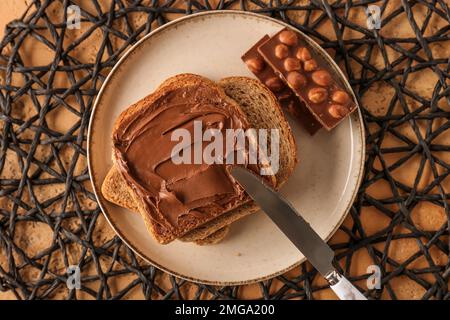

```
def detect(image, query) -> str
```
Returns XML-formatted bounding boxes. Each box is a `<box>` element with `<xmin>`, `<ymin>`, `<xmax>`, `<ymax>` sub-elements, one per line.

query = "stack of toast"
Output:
<box><xmin>102</xmin><ymin>74</ymin><xmax>297</xmax><ymax>245</ymax></box>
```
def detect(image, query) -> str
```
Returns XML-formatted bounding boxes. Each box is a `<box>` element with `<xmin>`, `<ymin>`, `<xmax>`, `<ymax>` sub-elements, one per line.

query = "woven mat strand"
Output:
<box><xmin>0</xmin><ymin>0</ymin><xmax>449</xmax><ymax>300</ymax></box>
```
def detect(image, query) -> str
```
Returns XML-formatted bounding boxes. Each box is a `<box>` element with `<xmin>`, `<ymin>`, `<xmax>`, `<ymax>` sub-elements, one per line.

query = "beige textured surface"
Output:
<box><xmin>0</xmin><ymin>0</ymin><xmax>448</xmax><ymax>299</ymax></box>
<box><xmin>0</xmin><ymin>1</ymin><xmax>30</xmax><ymax>40</ymax></box>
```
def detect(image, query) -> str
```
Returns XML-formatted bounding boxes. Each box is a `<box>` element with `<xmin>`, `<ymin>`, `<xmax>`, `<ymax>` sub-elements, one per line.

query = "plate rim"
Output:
<box><xmin>87</xmin><ymin>10</ymin><xmax>366</xmax><ymax>286</ymax></box>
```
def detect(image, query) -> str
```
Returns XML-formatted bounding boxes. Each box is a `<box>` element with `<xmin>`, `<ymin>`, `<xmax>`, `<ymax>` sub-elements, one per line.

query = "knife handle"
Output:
<box><xmin>326</xmin><ymin>270</ymin><xmax>367</xmax><ymax>300</ymax></box>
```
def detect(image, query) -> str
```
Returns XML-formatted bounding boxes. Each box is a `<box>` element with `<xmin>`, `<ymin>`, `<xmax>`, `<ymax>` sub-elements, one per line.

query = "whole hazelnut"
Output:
<box><xmin>287</xmin><ymin>72</ymin><xmax>307</xmax><ymax>89</ymax></box>
<box><xmin>275</xmin><ymin>44</ymin><xmax>289</xmax><ymax>59</ymax></box>
<box><xmin>328</xmin><ymin>104</ymin><xmax>348</xmax><ymax>119</ymax></box>
<box><xmin>284</xmin><ymin>57</ymin><xmax>301</xmax><ymax>72</ymax></box>
<box><xmin>311</xmin><ymin>70</ymin><xmax>332</xmax><ymax>86</ymax></box>
<box><xmin>279</xmin><ymin>30</ymin><xmax>298</xmax><ymax>46</ymax></box>
<box><xmin>308</xmin><ymin>87</ymin><xmax>328</xmax><ymax>103</ymax></box>
<box><xmin>303</xmin><ymin>59</ymin><xmax>318</xmax><ymax>72</ymax></box>
<box><xmin>296</xmin><ymin>47</ymin><xmax>311</xmax><ymax>61</ymax></box>
<box><xmin>245</xmin><ymin>57</ymin><xmax>265</xmax><ymax>73</ymax></box>
<box><xmin>265</xmin><ymin>77</ymin><xmax>284</xmax><ymax>92</ymax></box>
<box><xmin>331</xmin><ymin>90</ymin><xmax>350</xmax><ymax>105</ymax></box>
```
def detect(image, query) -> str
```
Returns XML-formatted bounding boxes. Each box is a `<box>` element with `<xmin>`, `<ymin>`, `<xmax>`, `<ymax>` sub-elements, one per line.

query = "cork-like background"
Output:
<box><xmin>0</xmin><ymin>0</ymin><xmax>449</xmax><ymax>300</ymax></box>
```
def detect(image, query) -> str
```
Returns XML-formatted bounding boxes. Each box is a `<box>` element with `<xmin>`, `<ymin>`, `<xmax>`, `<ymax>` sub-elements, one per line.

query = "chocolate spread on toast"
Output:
<box><xmin>113</xmin><ymin>84</ymin><xmax>256</xmax><ymax>231</ymax></box>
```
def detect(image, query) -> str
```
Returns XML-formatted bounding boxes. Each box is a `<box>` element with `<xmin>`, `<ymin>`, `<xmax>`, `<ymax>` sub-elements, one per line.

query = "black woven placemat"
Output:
<box><xmin>0</xmin><ymin>0</ymin><xmax>449</xmax><ymax>300</ymax></box>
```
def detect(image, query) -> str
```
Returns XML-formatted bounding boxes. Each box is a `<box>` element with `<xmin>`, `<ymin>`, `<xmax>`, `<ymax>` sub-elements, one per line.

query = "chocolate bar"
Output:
<box><xmin>258</xmin><ymin>28</ymin><xmax>357</xmax><ymax>130</ymax></box>
<box><xmin>241</xmin><ymin>35</ymin><xmax>321</xmax><ymax>135</ymax></box>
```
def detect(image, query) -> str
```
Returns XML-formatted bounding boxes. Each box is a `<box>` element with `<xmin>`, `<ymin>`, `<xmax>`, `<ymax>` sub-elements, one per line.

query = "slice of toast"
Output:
<box><xmin>108</xmin><ymin>74</ymin><xmax>278</xmax><ymax>244</ymax></box>
<box><xmin>102</xmin><ymin>74</ymin><xmax>297</xmax><ymax>244</ymax></box>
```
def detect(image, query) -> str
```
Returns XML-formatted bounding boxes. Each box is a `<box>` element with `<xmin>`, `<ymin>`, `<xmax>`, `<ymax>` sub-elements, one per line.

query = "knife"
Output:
<box><xmin>231</xmin><ymin>167</ymin><xmax>367</xmax><ymax>300</ymax></box>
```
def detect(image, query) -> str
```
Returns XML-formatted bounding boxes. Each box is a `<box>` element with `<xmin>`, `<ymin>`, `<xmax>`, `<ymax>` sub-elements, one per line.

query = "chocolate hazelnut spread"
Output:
<box><xmin>113</xmin><ymin>84</ymin><xmax>253</xmax><ymax>232</ymax></box>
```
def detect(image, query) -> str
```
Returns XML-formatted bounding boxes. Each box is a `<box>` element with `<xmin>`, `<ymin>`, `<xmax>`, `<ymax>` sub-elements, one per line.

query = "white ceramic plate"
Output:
<box><xmin>88</xmin><ymin>11</ymin><xmax>365</xmax><ymax>285</ymax></box>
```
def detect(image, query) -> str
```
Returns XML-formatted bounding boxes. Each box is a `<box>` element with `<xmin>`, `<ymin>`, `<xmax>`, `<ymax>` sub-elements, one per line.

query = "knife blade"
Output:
<box><xmin>231</xmin><ymin>166</ymin><xmax>367</xmax><ymax>300</ymax></box>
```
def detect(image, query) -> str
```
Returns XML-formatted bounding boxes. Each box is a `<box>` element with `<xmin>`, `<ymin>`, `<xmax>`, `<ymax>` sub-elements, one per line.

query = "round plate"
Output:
<box><xmin>88</xmin><ymin>11</ymin><xmax>365</xmax><ymax>285</ymax></box>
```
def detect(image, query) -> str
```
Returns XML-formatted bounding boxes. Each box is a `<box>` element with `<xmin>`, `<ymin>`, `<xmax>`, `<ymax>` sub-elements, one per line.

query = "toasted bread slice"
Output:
<box><xmin>102</xmin><ymin>75</ymin><xmax>297</xmax><ymax>244</ymax></box>
<box><xmin>108</xmin><ymin>74</ymin><xmax>277</xmax><ymax>244</ymax></box>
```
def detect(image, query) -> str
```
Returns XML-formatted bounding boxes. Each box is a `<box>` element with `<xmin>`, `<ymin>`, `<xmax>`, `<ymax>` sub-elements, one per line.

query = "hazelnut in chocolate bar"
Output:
<box><xmin>242</xmin><ymin>35</ymin><xmax>291</xmax><ymax>101</ymax></box>
<box><xmin>258</xmin><ymin>28</ymin><xmax>357</xmax><ymax>130</ymax></box>
<box><xmin>241</xmin><ymin>35</ymin><xmax>321</xmax><ymax>135</ymax></box>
